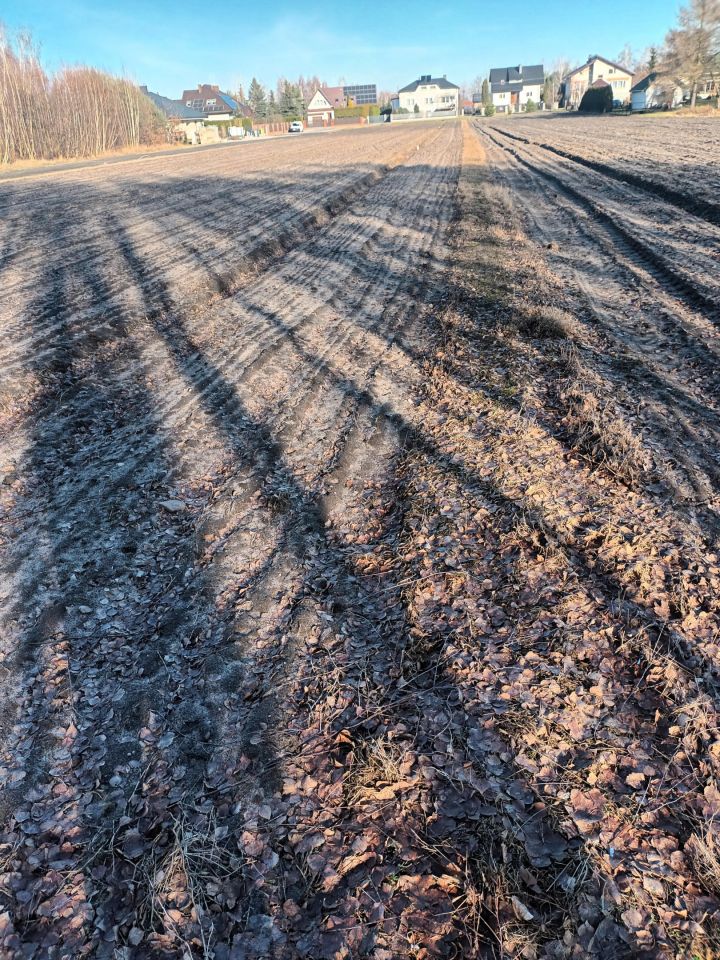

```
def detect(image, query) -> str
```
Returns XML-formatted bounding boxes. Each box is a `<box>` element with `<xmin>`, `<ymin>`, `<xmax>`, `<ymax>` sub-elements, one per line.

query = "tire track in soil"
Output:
<box><xmin>476</xmin><ymin>123</ymin><xmax>720</xmax><ymax>526</ymax></box>
<box><xmin>490</xmin><ymin>114</ymin><xmax>719</xmax><ymax>212</ymax></box>
<box><xmin>490</xmin><ymin>123</ymin><xmax>720</xmax><ymax>227</ymax></box>
<box><xmin>391</xmin><ymin>121</ymin><xmax>720</xmax><ymax>958</ymax></box>
<box><xmin>479</xmin><ymin>126</ymin><xmax>720</xmax><ymax>321</ymax></box>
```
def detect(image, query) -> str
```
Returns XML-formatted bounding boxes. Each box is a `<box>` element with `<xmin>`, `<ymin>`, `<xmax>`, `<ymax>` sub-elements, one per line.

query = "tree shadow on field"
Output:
<box><xmin>0</xmin><ymin>152</ymin><xmax>472</xmax><ymax>956</ymax></box>
<box><xmin>0</xmin><ymin>141</ymin><xmax>717</xmax><ymax>958</ymax></box>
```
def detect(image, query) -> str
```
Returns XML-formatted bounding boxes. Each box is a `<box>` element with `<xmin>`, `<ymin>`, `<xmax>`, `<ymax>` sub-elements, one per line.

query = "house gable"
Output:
<box><xmin>307</xmin><ymin>89</ymin><xmax>332</xmax><ymax>111</ymax></box>
<box><xmin>319</xmin><ymin>86</ymin><xmax>346</xmax><ymax>107</ymax></box>
<box><xmin>565</xmin><ymin>57</ymin><xmax>633</xmax><ymax>82</ymax></box>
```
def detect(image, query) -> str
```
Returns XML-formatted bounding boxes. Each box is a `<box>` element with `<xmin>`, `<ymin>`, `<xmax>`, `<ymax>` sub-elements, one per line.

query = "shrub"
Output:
<box><xmin>525</xmin><ymin>99</ymin><xmax>537</xmax><ymax>112</ymax></box>
<box><xmin>335</xmin><ymin>104</ymin><xmax>380</xmax><ymax>118</ymax></box>
<box><xmin>485</xmin><ymin>103</ymin><xmax>496</xmax><ymax>116</ymax></box>
<box><xmin>579</xmin><ymin>85</ymin><xmax>613</xmax><ymax>113</ymax></box>
<box><xmin>516</xmin><ymin>305</ymin><xmax>576</xmax><ymax>339</ymax></box>
<box><xmin>414</xmin><ymin>104</ymin><xmax>420</xmax><ymax>114</ymax></box>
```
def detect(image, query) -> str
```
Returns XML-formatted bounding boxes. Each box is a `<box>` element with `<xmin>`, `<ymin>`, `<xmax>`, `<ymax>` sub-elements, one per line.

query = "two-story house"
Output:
<box><xmin>180</xmin><ymin>84</ymin><xmax>249</xmax><ymax>120</ymax></box>
<box><xmin>489</xmin><ymin>65</ymin><xmax>544</xmax><ymax>113</ymax></box>
<box><xmin>562</xmin><ymin>57</ymin><xmax>634</xmax><ymax>108</ymax></box>
<box><xmin>397</xmin><ymin>75</ymin><xmax>459</xmax><ymax>117</ymax></box>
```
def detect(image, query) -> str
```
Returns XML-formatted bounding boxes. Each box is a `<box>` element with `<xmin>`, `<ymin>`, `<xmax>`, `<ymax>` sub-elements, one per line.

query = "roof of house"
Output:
<box><xmin>140</xmin><ymin>87</ymin><xmax>205</xmax><ymax>120</ymax></box>
<box><xmin>489</xmin><ymin>65</ymin><xmax>544</xmax><ymax>86</ymax></box>
<box><xmin>319</xmin><ymin>86</ymin><xmax>345</xmax><ymax>106</ymax></box>
<box><xmin>631</xmin><ymin>71</ymin><xmax>661</xmax><ymax>92</ymax></box>
<box><xmin>398</xmin><ymin>74</ymin><xmax>459</xmax><ymax>93</ymax></box>
<box><xmin>180</xmin><ymin>84</ymin><xmax>241</xmax><ymax>115</ymax></box>
<box><xmin>491</xmin><ymin>81</ymin><xmax>523</xmax><ymax>94</ymax></box>
<box><xmin>564</xmin><ymin>56</ymin><xmax>633</xmax><ymax>80</ymax></box>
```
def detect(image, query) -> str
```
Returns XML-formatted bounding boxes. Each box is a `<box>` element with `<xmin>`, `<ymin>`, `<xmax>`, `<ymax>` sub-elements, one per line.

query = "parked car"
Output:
<box><xmin>288</xmin><ymin>120</ymin><xmax>304</xmax><ymax>133</ymax></box>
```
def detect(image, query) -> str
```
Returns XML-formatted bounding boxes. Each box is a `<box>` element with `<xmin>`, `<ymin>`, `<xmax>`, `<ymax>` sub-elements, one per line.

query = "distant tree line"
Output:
<box><xmin>239</xmin><ymin>75</ymin><xmax>321</xmax><ymax>122</ymax></box>
<box><xmin>0</xmin><ymin>28</ymin><xmax>166</xmax><ymax>163</ymax></box>
<box><xmin>234</xmin><ymin>76</ymin><xmax>392</xmax><ymax>122</ymax></box>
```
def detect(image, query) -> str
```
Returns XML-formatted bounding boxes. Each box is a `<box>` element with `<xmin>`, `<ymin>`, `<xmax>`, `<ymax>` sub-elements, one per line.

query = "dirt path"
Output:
<box><xmin>1</xmin><ymin>117</ymin><xmax>720</xmax><ymax>959</ymax></box>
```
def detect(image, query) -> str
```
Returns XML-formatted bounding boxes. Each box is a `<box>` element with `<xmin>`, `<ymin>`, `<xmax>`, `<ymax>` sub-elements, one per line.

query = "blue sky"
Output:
<box><xmin>3</xmin><ymin>0</ymin><xmax>679</xmax><ymax>95</ymax></box>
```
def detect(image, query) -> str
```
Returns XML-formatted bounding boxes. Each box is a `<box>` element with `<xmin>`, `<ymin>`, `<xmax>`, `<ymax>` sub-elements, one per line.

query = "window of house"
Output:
<box><xmin>206</xmin><ymin>98</ymin><xmax>217</xmax><ymax>106</ymax></box>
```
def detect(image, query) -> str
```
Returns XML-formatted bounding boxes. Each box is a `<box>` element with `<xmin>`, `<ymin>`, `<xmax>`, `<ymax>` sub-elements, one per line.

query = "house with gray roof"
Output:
<box><xmin>140</xmin><ymin>87</ymin><xmax>205</xmax><ymax>122</ymax></box>
<box><xmin>631</xmin><ymin>72</ymin><xmax>683</xmax><ymax>111</ymax></box>
<box><xmin>490</xmin><ymin>64</ymin><xmax>544</xmax><ymax>113</ymax></box>
<box><xmin>180</xmin><ymin>84</ymin><xmax>251</xmax><ymax>120</ymax></box>
<box><xmin>397</xmin><ymin>74</ymin><xmax>459</xmax><ymax>117</ymax></box>
<box><xmin>140</xmin><ymin>86</ymin><xmax>210</xmax><ymax>144</ymax></box>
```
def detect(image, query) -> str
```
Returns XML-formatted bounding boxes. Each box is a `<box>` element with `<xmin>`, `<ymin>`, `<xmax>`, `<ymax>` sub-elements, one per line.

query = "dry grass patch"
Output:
<box><xmin>514</xmin><ymin>305</ymin><xmax>577</xmax><ymax>340</ymax></box>
<box><xmin>687</xmin><ymin>829</ymin><xmax>720</xmax><ymax>900</ymax></box>
<box><xmin>560</xmin><ymin>384</ymin><xmax>652</xmax><ymax>486</ymax></box>
<box><xmin>344</xmin><ymin>735</ymin><xmax>407</xmax><ymax>804</ymax></box>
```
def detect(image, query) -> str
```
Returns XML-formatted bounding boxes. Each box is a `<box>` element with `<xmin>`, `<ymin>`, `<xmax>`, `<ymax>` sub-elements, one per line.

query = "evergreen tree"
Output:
<box><xmin>248</xmin><ymin>77</ymin><xmax>267</xmax><ymax>119</ymax></box>
<box><xmin>648</xmin><ymin>46</ymin><xmax>659</xmax><ymax>70</ymax></box>
<box><xmin>279</xmin><ymin>80</ymin><xmax>300</xmax><ymax>118</ymax></box>
<box><xmin>481</xmin><ymin>78</ymin><xmax>491</xmax><ymax>106</ymax></box>
<box><xmin>268</xmin><ymin>90</ymin><xmax>277</xmax><ymax>119</ymax></box>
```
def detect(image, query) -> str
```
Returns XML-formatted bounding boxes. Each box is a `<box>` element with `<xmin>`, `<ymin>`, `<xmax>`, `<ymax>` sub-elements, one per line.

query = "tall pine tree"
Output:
<box><xmin>279</xmin><ymin>80</ymin><xmax>304</xmax><ymax>118</ymax></box>
<box><xmin>248</xmin><ymin>77</ymin><xmax>267</xmax><ymax>119</ymax></box>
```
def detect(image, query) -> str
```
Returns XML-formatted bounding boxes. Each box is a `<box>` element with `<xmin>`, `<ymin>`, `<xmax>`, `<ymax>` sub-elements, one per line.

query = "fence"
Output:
<box><xmin>368</xmin><ymin>111</ymin><xmax>460</xmax><ymax>124</ymax></box>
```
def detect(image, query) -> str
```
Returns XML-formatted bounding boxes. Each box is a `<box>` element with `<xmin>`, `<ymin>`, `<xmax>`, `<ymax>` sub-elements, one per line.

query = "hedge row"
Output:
<box><xmin>335</xmin><ymin>104</ymin><xmax>380</xmax><ymax>118</ymax></box>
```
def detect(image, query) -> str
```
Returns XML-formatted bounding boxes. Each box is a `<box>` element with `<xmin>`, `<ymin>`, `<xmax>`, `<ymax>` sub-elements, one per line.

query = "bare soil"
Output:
<box><xmin>1</xmin><ymin>117</ymin><xmax>719</xmax><ymax>958</ymax></box>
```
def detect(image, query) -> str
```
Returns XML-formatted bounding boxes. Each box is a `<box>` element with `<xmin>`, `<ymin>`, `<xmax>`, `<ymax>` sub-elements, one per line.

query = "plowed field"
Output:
<box><xmin>1</xmin><ymin>116</ymin><xmax>719</xmax><ymax>959</ymax></box>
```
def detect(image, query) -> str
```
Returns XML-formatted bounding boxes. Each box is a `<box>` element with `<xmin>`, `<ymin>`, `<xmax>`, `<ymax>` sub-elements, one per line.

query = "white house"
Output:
<box><xmin>397</xmin><ymin>75</ymin><xmax>459</xmax><ymax>117</ymax></box>
<box><xmin>306</xmin><ymin>88</ymin><xmax>335</xmax><ymax>126</ymax></box>
<box><xmin>489</xmin><ymin>65</ymin><xmax>544</xmax><ymax>113</ymax></box>
<box><xmin>562</xmin><ymin>56</ymin><xmax>634</xmax><ymax>108</ymax></box>
<box><xmin>631</xmin><ymin>73</ymin><xmax>683</xmax><ymax>111</ymax></box>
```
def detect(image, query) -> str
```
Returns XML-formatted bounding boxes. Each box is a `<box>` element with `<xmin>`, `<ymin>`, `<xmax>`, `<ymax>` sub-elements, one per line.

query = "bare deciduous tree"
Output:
<box><xmin>0</xmin><ymin>26</ymin><xmax>165</xmax><ymax>164</ymax></box>
<box><xmin>664</xmin><ymin>0</ymin><xmax>720</xmax><ymax>107</ymax></box>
